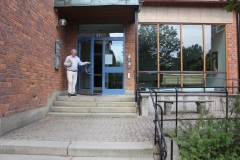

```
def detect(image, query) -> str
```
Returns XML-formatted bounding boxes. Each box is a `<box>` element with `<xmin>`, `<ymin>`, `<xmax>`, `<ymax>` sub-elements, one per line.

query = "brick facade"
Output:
<box><xmin>125</xmin><ymin>23</ymin><xmax>136</xmax><ymax>91</ymax></box>
<box><xmin>227</xmin><ymin>11</ymin><xmax>239</xmax><ymax>93</ymax></box>
<box><xmin>0</xmin><ymin>0</ymin><xmax>68</xmax><ymax>118</ymax></box>
<box><xmin>0</xmin><ymin>0</ymin><xmax>239</xmax><ymax>119</ymax></box>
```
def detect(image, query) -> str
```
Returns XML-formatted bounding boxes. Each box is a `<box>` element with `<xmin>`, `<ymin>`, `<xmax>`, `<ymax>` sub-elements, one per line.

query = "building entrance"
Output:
<box><xmin>77</xmin><ymin>24</ymin><xmax>125</xmax><ymax>94</ymax></box>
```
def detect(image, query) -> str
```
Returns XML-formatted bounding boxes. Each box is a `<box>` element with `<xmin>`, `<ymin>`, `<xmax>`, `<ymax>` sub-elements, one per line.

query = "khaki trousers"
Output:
<box><xmin>67</xmin><ymin>71</ymin><xmax>77</xmax><ymax>94</ymax></box>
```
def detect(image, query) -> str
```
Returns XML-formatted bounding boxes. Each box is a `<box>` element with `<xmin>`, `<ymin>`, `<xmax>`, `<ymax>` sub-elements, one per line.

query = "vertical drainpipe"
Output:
<box><xmin>238</xmin><ymin>14</ymin><xmax>240</xmax><ymax>92</ymax></box>
<box><xmin>135</xmin><ymin>2</ymin><xmax>143</xmax><ymax>88</ymax></box>
<box><xmin>135</xmin><ymin>9</ymin><xmax>139</xmax><ymax>88</ymax></box>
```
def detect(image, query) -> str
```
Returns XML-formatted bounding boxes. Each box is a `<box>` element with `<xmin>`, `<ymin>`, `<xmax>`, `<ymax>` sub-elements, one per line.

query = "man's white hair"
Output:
<box><xmin>71</xmin><ymin>49</ymin><xmax>76</xmax><ymax>53</ymax></box>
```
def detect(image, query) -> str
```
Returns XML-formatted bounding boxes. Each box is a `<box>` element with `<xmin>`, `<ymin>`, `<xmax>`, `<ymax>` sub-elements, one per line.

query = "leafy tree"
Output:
<box><xmin>222</xmin><ymin>0</ymin><xmax>240</xmax><ymax>13</ymax></box>
<box><xmin>138</xmin><ymin>24</ymin><xmax>158</xmax><ymax>71</ymax></box>
<box><xmin>183</xmin><ymin>44</ymin><xmax>203</xmax><ymax>71</ymax></box>
<box><xmin>159</xmin><ymin>25</ymin><xmax>180</xmax><ymax>71</ymax></box>
<box><xmin>138</xmin><ymin>25</ymin><xmax>180</xmax><ymax>71</ymax></box>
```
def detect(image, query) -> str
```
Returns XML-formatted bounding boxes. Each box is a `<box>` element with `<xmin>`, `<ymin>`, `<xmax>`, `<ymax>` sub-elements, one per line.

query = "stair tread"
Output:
<box><xmin>0</xmin><ymin>155</ymin><xmax>154</xmax><ymax>160</ymax></box>
<box><xmin>51</xmin><ymin>106</ymin><xmax>136</xmax><ymax>108</ymax></box>
<box><xmin>48</xmin><ymin>112</ymin><xmax>137</xmax><ymax>115</ymax></box>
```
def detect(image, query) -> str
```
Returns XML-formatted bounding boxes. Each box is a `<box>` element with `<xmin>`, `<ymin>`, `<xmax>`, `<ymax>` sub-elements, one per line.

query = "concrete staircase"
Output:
<box><xmin>48</xmin><ymin>95</ymin><xmax>137</xmax><ymax>118</ymax></box>
<box><xmin>0</xmin><ymin>141</ymin><xmax>154</xmax><ymax>160</ymax></box>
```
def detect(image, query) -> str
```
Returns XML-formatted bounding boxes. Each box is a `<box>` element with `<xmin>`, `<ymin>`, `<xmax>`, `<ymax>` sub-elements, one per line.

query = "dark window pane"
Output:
<box><xmin>79</xmin><ymin>24</ymin><xmax>123</xmax><ymax>37</ymax></box>
<box><xmin>105</xmin><ymin>73</ymin><xmax>123</xmax><ymax>89</ymax></box>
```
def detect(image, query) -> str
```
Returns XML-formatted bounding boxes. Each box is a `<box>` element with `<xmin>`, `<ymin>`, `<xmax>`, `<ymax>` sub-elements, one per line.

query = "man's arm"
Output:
<box><xmin>78</xmin><ymin>57</ymin><xmax>90</xmax><ymax>66</ymax></box>
<box><xmin>64</xmin><ymin>56</ymin><xmax>71</xmax><ymax>66</ymax></box>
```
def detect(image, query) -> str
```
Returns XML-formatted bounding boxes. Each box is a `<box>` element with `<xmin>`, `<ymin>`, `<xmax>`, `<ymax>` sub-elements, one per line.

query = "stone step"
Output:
<box><xmin>57</xmin><ymin>95</ymin><xmax>135</xmax><ymax>102</ymax></box>
<box><xmin>68</xmin><ymin>142</ymin><xmax>153</xmax><ymax>157</ymax></box>
<box><xmin>0</xmin><ymin>140</ymin><xmax>68</xmax><ymax>156</ymax></box>
<box><xmin>0</xmin><ymin>154</ymin><xmax>154</xmax><ymax>160</ymax></box>
<box><xmin>72</xmin><ymin>158</ymin><xmax>154</xmax><ymax>160</ymax></box>
<box><xmin>53</xmin><ymin>101</ymin><xmax>136</xmax><ymax>107</ymax></box>
<box><xmin>0</xmin><ymin>141</ymin><xmax>153</xmax><ymax>158</ymax></box>
<box><xmin>0</xmin><ymin>154</ymin><xmax>71</xmax><ymax>160</ymax></box>
<box><xmin>51</xmin><ymin>106</ymin><xmax>136</xmax><ymax>113</ymax></box>
<box><xmin>47</xmin><ymin>112</ymin><xmax>137</xmax><ymax>118</ymax></box>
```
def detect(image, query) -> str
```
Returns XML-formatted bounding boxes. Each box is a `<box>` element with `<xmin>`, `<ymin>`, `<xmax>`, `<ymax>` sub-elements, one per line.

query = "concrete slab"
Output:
<box><xmin>47</xmin><ymin>112</ymin><xmax>137</xmax><ymax>118</ymax></box>
<box><xmin>72</xmin><ymin>157</ymin><xmax>154</xmax><ymax>160</ymax></box>
<box><xmin>57</xmin><ymin>95</ymin><xmax>135</xmax><ymax>102</ymax></box>
<box><xmin>53</xmin><ymin>101</ymin><xmax>136</xmax><ymax>107</ymax></box>
<box><xmin>68</xmin><ymin>142</ymin><xmax>153</xmax><ymax>157</ymax></box>
<box><xmin>0</xmin><ymin>154</ymin><xmax>72</xmax><ymax>160</ymax></box>
<box><xmin>0</xmin><ymin>140</ymin><xmax>69</xmax><ymax>156</ymax></box>
<box><xmin>51</xmin><ymin>107</ymin><xmax>136</xmax><ymax>113</ymax></box>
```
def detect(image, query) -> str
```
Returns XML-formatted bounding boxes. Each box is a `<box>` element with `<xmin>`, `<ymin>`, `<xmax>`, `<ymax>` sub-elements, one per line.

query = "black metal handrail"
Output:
<box><xmin>150</xmin><ymin>88</ymin><xmax>167</xmax><ymax>160</ymax></box>
<box><xmin>137</xmin><ymin>86</ymin><xmax>230</xmax><ymax>160</ymax></box>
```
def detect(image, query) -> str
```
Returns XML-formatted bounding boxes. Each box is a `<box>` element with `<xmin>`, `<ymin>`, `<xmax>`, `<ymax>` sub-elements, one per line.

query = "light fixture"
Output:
<box><xmin>56</xmin><ymin>19</ymin><xmax>67</xmax><ymax>29</ymax></box>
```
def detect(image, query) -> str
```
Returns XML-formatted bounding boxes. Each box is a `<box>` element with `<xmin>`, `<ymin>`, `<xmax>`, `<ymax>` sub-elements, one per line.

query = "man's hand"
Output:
<box><xmin>88</xmin><ymin>62</ymin><xmax>91</xmax><ymax>64</ymax></box>
<box><xmin>67</xmin><ymin>59</ymin><xmax>72</xmax><ymax>67</ymax></box>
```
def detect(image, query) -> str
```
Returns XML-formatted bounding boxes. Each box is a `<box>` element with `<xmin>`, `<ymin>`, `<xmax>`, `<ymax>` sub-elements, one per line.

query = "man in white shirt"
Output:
<box><xmin>64</xmin><ymin>49</ymin><xmax>90</xmax><ymax>97</ymax></box>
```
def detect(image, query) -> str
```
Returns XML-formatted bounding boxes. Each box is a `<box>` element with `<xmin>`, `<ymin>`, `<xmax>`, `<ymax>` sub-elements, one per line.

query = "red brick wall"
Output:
<box><xmin>125</xmin><ymin>23</ymin><xmax>136</xmax><ymax>91</ymax></box>
<box><xmin>0</xmin><ymin>0</ymin><xmax>68</xmax><ymax>118</ymax></box>
<box><xmin>227</xmin><ymin>11</ymin><xmax>238</xmax><ymax>94</ymax></box>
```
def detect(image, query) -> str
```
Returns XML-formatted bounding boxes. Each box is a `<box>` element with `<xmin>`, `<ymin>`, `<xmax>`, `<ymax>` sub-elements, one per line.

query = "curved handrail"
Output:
<box><xmin>150</xmin><ymin>88</ymin><xmax>168</xmax><ymax>160</ymax></box>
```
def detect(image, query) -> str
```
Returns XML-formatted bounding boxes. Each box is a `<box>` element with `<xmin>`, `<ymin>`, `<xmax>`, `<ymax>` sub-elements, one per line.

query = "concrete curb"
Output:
<box><xmin>0</xmin><ymin>140</ymin><xmax>69</xmax><ymax>156</ymax></box>
<box><xmin>68</xmin><ymin>142</ymin><xmax>153</xmax><ymax>157</ymax></box>
<box><xmin>0</xmin><ymin>141</ymin><xmax>153</xmax><ymax>158</ymax></box>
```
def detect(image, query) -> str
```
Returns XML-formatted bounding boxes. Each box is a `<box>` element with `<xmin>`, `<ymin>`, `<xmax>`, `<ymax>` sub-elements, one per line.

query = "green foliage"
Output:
<box><xmin>166</xmin><ymin>94</ymin><xmax>240</xmax><ymax>160</ymax></box>
<box><xmin>222</xmin><ymin>0</ymin><xmax>240</xmax><ymax>14</ymax></box>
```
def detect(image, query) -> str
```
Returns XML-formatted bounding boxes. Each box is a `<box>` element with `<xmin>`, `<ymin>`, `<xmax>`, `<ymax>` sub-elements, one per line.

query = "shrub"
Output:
<box><xmin>166</xmin><ymin>94</ymin><xmax>240</xmax><ymax>160</ymax></box>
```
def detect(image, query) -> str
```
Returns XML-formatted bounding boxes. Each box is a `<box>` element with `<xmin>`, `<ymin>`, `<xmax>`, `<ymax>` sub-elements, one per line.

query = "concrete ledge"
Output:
<box><xmin>68</xmin><ymin>142</ymin><xmax>153</xmax><ymax>157</ymax></box>
<box><xmin>72</xmin><ymin>157</ymin><xmax>154</xmax><ymax>160</ymax></box>
<box><xmin>139</xmin><ymin>93</ymin><xmax>151</xmax><ymax>117</ymax></box>
<box><xmin>0</xmin><ymin>154</ymin><xmax>72</xmax><ymax>160</ymax></box>
<box><xmin>0</xmin><ymin>140</ymin><xmax>69</xmax><ymax>156</ymax></box>
<box><xmin>0</xmin><ymin>90</ymin><xmax>66</xmax><ymax>136</ymax></box>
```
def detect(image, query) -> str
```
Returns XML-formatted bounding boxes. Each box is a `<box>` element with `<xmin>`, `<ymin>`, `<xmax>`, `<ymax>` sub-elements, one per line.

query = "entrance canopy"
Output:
<box><xmin>54</xmin><ymin>0</ymin><xmax>139</xmax><ymax>23</ymax></box>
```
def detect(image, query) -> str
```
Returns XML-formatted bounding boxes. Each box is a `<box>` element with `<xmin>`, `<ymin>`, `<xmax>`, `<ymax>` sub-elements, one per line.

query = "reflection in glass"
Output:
<box><xmin>160</xmin><ymin>74</ymin><xmax>181</xmax><ymax>87</ymax></box>
<box><xmin>138</xmin><ymin>24</ymin><xmax>157</xmax><ymax>71</ymax></box>
<box><xmin>105</xmin><ymin>73</ymin><xmax>123</xmax><ymax>89</ymax></box>
<box><xmin>205</xmin><ymin>25</ymin><xmax>226</xmax><ymax>72</ymax></box>
<box><xmin>139</xmin><ymin>74</ymin><xmax>158</xmax><ymax>88</ymax></box>
<box><xmin>182</xmin><ymin>25</ymin><xmax>203</xmax><ymax>71</ymax></box>
<box><xmin>160</xmin><ymin>25</ymin><xmax>180</xmax><ymax>71</ymax></box>
<box><xmin>206</xmin><ymin>74</ymin><xmax>226</xmax><ymax>88</ymax></box>
<box><xmin>79</xmin><ymin>41</ymin><xmax>91</xmax><ymax>89</ymax></box>
<box><xmin>105</xmin><ymin>41</ymin><xmax>123</xmax><ymax>67</ymax></box>
<box><xmin>183</xmin><ymin>74</ymin><xmax>204</xmax><ymax>87</ymax></box>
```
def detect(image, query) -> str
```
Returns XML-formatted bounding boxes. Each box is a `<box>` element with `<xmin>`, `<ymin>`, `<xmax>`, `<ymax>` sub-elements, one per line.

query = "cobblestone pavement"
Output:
<box><xmin>0</xmin><ymin>111</ymin><xmax>224</xmax><ymax>159</ymax></box>
<box><xmin>0</xmin><ymin>114</ymin><xmax>157</xmax><ymax>142</ymax></box>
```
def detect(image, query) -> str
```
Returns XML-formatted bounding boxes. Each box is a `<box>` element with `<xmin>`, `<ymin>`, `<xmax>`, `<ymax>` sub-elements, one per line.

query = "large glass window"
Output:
<box><xmin>160</xmin><ymin>25</ymin><xmax>180</xmax><ymax>71</ymax></box>
<box><xmin>182</xmin><ymin>25</ymin><xmax>203</xmax><ymax>71</ymax></box>
<box><xmin>138</xmin><ymin>24</ymin><xmax>226</xmax><ymax>89</ymax></box>
<box><xmin>138</xmin><ymin>24</ymin><xmax>157</xmax><ymax>71</ymax></box>
<box><xmin>205</xmin><ymin>25</ymin><xmax>226</xmax><ymax>87</ymax></box>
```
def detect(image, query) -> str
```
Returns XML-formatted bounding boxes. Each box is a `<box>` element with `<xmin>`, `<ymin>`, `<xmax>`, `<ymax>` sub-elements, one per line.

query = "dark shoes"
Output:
<box><xmin>68</xmin><ymin>93</ymin><xmax>71</xmax><ymax>97</ymax></box>
<box><xmin>71</xmin><ymin>94</ymin><xmax>77</xmax><ymax>96</ymax></box>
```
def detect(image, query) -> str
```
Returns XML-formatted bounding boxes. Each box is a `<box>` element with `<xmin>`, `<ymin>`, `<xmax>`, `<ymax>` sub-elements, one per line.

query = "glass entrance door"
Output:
<box><xmin>77</xmin><ymin>37</ymin><xmax>94</xmax><ymax>95</ymax></box>
<box><xmin>102</xmin><ymin>39</ymin><xmax>124</xmax><ymax>94</ymax></box>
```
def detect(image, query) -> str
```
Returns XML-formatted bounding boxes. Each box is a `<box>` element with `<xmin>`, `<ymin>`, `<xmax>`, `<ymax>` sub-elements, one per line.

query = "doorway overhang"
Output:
<box><xmin>54</xmin><ymin>0</ymin><xmax>139</xmax><ymax>23</ymax></box>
